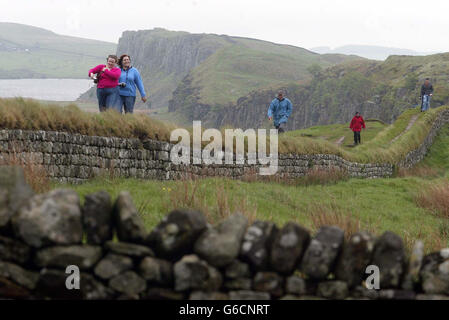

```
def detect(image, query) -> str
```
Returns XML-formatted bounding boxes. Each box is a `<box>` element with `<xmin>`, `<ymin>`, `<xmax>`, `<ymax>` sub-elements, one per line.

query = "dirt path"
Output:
<box><xmin>335</xmin><ymin>136</ymin><xmax>345</xmax><ymax>146</ymax></box>
<box><xmin>390</xmin><ymin>114</ymin><xmax>419</xmax><ymax>144</ymax></box>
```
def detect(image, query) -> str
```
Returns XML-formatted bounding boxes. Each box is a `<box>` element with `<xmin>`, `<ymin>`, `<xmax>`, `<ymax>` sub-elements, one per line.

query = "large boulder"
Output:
<box><xmin>80</xmin><ymin>273</ymin><xmax>116</xmax><ymax>300</ymax></box>
<box><xmin>240</xmin><ymin>220</ymin><xmax>276</xmax><ymax>271</ymax></box>
<box><xmin>105</xmin><ymin>241</ymin><xmax>154</xmax><ymax>258</ymax></box>
<box><xmin>371</xmin><ymin>231</ymin><xmax>406</xmax><ymax>289</ymax></box>
<box><xmin>253</xmin><ymin>272</ymin><xmax>284</xmax><ymax>298</ymax></box>
<box><xmin>94</xmin><ymin>254</ymin><xmax>134</xmax><ymax>280</ymax></box>
<box><xmin>173</xmin><ymin>255</ymin><xmax>222</xmax><ymax>292</ymax></box>
<box><xmin>36</xmin><ymin>269</ymin><xmax>115</xmax><ymax>299</ymax></box>
<box><xmin>0</xmin><ymin>166</ymin><xmax>34</xmax><ymax>234</ymax></box>
<box><xmin>269</xmin><ymin>222</ymin><xmax>310</xmax><ymax>275</ymax></box>
<box><xmin>317</xmin><ymin>281</ymin><xmax>349</xmax><ymax>300</ymax></box>
<box><xmin>143</xmin><ymin>287</ymin><xmax>185</xmax><ymax>300</ymax></box>
<box><xmin>0</xmin><ymin>235</ymin><xmax>31</xmax><ymax>264</ymax></box>
<box><xmin>335</xmin><ymin>231</ymin><xmax>375</xmax><ymax>288</ymax></box>
<box><xmin>225</xmin><ymin>260</ymin><xmax>252</xmax><ymax>279</ymax></box>
<box><xmin>229</xmin><ymin>290</ymin><xmax>270</xmax><ymax>300</ymax></box>
<box><xmin>420</xmin><ymin>249</ymin><xmax>449</xmax><ymax>295</ymax></box>
<box><xmin>402</xmin><ymin>241</ymin><xmax>424</xmax><ymax>291</ymax></box>
<box><xmin>0</xmin><ymin>261</ymin><xmax>39</xmax><ymax>291</ymax></box>
<box><xmin>108</xmin><ymin>271</ymin><xmax>147</xmax><ymax>296</ymax></box>
<box><xmin>285</xmin><ymin>275</ymin><xmax>307</xmax><ymax>296</ymax></box>
<box><xmin>113</xmin><ymin>192</ymin><xmax>147</xmax><ymax>243</ymax></box>
<box><xmin>12</xmin><ymin>189</ymin><xmax>83</xmax><ymax>248</ymax></box>
<box><xmin>36</xmin><ymin>268</ymin><xmax>82</xmax><ymax>299</ymax></box>
<box><xmin>300</xmin><ymin>226</ymin><xmax>345</xmax><ymax>280</ymax></box>
<box><xmin>34</xmin><ymin>245</ymin><xmax>103</xmax><ymax>270</ymax></box>
<box><xmin>82</xmin><ymin>191</ymin><xmax>113</xmax><ymax>244</ymax></box>
<box><xmin>194</xmin><ymin>214</ymin><xmax>248</xmax><ymax>268</ymax></box>
<box><xmin>139</xmin><ymin>256</ymin><xmax>173</xmax><ymax>286</ymax></box>
<box><xmin>147</xmin><ymin>209</ymin><xmax>208</xmax><ymax>260</ymax></box>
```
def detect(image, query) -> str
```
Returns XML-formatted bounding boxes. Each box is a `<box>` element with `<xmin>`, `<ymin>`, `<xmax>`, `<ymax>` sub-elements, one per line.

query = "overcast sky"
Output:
<box><xmin>1</xmin><ymin>0</ymin><xmax>449</xmax><ymax>52</ymax></box>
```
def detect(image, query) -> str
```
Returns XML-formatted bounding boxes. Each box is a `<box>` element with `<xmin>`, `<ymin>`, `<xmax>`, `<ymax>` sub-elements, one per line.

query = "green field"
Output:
<box><xmin>285</xmin><ymin>119</ymin><xmax>387</xmax><ymax>148</ymax></box>
<box><xmin>0</xmin><ymin>23</ymin><xmax>117</xmax><ymax>78</ymax></box>
<box><xmin>58</xmin><ymin>122</ymin><xmax>449</xmax><ymax>253</ymax></box>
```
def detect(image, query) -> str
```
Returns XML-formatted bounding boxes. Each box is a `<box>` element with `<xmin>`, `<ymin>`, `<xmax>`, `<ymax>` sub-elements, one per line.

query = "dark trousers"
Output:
<box><xmin>353</xmin><ymin>131</ymin><xmax>361</xmax><ymax>145</ymax></box>
<box><xmin>275</xmin><ymin>122</ymin><xmax>286</xmax><ymax>133</ymax></box>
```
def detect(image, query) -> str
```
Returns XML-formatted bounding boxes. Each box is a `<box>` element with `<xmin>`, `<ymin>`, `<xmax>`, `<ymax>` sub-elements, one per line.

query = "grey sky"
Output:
<box><xmin>1</xmin><ymin>0</ymin><xmax>448</xmax><ymax>52</ymax></box>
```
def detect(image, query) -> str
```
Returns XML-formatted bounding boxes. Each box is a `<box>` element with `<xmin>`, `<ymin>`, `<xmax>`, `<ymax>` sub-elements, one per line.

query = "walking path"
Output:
<box><xmin>390</xmin><ymin>114</ymin><xmax>419</xmax><ymax>144</ymax></box>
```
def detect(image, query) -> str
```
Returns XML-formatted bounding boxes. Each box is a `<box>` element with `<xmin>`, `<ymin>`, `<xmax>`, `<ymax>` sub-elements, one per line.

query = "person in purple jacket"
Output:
<box><xmin>117</xmin><ymin>54</ymin><xmax>147</xmax><ymax>114</ymax></box>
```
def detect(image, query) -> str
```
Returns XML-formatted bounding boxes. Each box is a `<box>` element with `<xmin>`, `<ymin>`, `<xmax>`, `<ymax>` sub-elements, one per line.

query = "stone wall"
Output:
<box><xmin>1</xmin><ymin>167</ymin><xmax>448</xmax><ymax>300</ymax></box>
<box><xmin>398</xmin><ymin>109</ymin><xmax>449</xmax><ymax>168</ymax></box>
<box><xmin>0</xmin><ymin>109</ymin><xmax>448</xmax><ymax>183</ymax></box>
<box><xmin>0</xmin><ymin>130</ymin><xmax>394</xmax><ymax>183</ymax></box>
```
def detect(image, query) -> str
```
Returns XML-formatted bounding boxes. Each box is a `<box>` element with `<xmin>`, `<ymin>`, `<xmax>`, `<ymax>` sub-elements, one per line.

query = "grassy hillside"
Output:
<box><xmin>0</xmin><ymin>22</ymin><xmax>117</xmax><ymax>78</ymax></box>
<box><xmin>187</xmin><ymin>37</ymin><xmax>361</xmax><ymax>107</ymax></box>
<box><xmin>60</xmin><ymin>122</ymin><xmax>449</xmax><ymax>252</ymax></box>
<box><xmin>111</xmin><ymin>28</ymin><xmax>362</xmax><ymax>111</ymax></box>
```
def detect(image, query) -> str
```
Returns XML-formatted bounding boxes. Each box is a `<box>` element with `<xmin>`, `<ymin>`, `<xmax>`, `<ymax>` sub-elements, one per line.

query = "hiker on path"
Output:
<box><xmin>349</xmin><ymin>112</ymin><xmax>366</xmax><ymax>145</ymax></box>
<box><xmin>420</xmin><ymin>78</ymin><xmax>434</xmax><ymax>112</ymax></box>
<box><xmin>117</xmin><ymin>54</ymin><xmax>147</xmax><ymax>114</ymax></box>
<box><xmin>267</xmin><ymin>90</ymin><xmax>293</xmax><ymax>133</ymax></box>
<box><xmin>88</xmin><ymin>55</ymin><xmax>121</xmax><ymax>112</ymax></box>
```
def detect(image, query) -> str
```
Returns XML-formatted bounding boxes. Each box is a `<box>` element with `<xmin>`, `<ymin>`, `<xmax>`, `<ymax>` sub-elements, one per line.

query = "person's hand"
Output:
<box><xmin>89</xmin><ymin>73</ymin><xmax>95</xmax><ymax>79</ymax></box>
<box><xmin>102</xmin><ymin>67</ymin><xmax>107</xmax><ymax>72</ymax></box>
<box><xmin>430</xmin><ymin>94</ymin><xmax>433</xmax><ymax>96</ymax></box>
<box><xmin>142</xmin><ymin>97</ymin><xmax>147</xmax><ymax>103</ymax></box>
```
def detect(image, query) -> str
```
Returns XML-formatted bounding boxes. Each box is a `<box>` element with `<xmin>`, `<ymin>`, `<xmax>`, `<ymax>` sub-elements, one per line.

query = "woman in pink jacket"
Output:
<box><xmin>88</xmin><ymin>55</ymin><xmax>121</xmax><ymax>112</ymax></box>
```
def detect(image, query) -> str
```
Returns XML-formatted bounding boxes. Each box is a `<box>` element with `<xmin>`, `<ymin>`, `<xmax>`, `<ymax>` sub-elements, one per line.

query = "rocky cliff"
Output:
<box><xmin>169</xmin><ymin>53</ymin><xmax>449</xmax><ymax>130</ymax></box>
<box><xmin>79</xmin><ymin>28</ymin><xmax>358</xmax><ymax>111</ymax></box>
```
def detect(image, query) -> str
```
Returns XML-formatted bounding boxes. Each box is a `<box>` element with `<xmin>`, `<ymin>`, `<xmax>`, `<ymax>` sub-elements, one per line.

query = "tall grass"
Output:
<box><xmin>0</xmin><ymin>98</ymin><xmax>175</xmax><ymax>141</ymax></box>
<box><xmin>0</xmin><ymin>152</ymin><xmax>50</xmax><ymax>193</ymax></box>
<box><xmin>414</xmin><ymin>180</ymin><xmax>449</xmax><ymax>218</ymax></box>
<box><xmin>162</xmin><ymin>179</ymin><xmax>258</xmax><ymax>224</ymax></box>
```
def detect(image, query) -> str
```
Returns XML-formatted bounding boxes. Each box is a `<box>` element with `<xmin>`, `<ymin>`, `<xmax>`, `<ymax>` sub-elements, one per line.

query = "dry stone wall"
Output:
<box><xmin>0</xmin><ymin>109</ymin><xmax>448</xmax><ymax>183</ymax></box>
<box><xmin>0</xmin><ymin>130</ymin><xmax>394</xmax><ymax>183</ymax></box>
<box><xmin>1</xmin><ymin>166</ymin><xmax>449</xmax><ymax>300</ymax></box>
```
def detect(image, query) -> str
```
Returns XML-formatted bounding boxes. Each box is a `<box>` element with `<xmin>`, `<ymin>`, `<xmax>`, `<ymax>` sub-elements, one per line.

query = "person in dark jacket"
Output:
<box><xmin>420</xmin><ymin>78</ymin><xmax>434</xmax><ymax>112</ymax></box>
<box><xmin>267</xmin><ymin>90</ymin><xmax>293</xmax><ymax>133</ymax></box>
<box><xmin>349</xmin><ymin>112</ymin><xmax>366</xmax><ymax>145</ymax></box>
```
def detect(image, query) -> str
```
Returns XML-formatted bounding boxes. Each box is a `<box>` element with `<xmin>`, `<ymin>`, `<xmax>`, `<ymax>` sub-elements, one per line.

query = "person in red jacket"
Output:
<box><xmin>88</xmin><ymin>55</ymin><xmax>121</xmax><ymax>112</ymax></box>
<box><xmin>349</xmin><ymin>112</ymin><xmax>366</xmax><ymax>145</ymax></box>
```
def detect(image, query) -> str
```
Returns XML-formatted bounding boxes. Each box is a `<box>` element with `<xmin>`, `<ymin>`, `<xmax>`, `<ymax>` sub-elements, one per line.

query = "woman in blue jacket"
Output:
<box><xmin>117</xmin><ymin>54</ymin><xmax>147</xmax><ymax>113</ymax></box>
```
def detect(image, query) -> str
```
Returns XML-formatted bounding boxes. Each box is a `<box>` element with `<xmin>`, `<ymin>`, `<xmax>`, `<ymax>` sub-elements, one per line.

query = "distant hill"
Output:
<box><xmin>79</xmin><ymin>28</ymin><xmax>363</xmax><ymax>110</ymax></box>
<box><xmin>0</xmin><ymin>22</ymin><xmax>117</xmax><ymax>78</ymax></box>
<box><xmin>310</xmin><ymin>45</ymin><xmax>437</xmax><ymax>61</ymax></box>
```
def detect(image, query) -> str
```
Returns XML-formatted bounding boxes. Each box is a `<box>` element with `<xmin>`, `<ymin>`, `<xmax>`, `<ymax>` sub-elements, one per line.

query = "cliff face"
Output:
<box><xmin>116</xmin><ymin>29</ymin><xmax>228</xmax><ymax>109</ymax></box>
<box><xmin>79</xmin><ymin>28</ymin><xmax>229</xmax><ymax>108</ymax></box>
<box><xmin>80</xmin><ymin>28</ymin><xmax>358</xmax><ymax>111</ymax></box>
<box><xmin>168</xmin><ymin>53</ymin><xmax>449</xmax><ymax>129</ymax></box>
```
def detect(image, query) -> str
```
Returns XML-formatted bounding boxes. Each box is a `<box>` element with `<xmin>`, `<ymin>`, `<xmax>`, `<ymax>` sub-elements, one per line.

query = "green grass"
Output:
<box><xmin>61</xmin><ymin>173</ymin><xmax>449</xmax><ymax>252</ymax></box>
<box><xmin>54</xmin><ymin>113</ymin><xmax>449</xmax><ymax>252</ymax></box>
<box><xmin>420</xmin><ymin>124</ymin><xmax>449</xmax><ymax>170</ymax></box>
<box><xmin>284</xmin><ymin>119</ymin><xmax>386</xmax><ymax>149</ymax></box>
